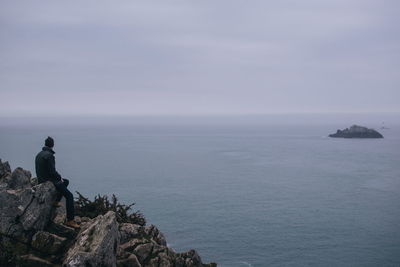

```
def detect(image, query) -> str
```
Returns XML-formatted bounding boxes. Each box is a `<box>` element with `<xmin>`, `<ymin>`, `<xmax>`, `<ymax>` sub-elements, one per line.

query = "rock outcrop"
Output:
<box><xmin>64</xmin><ymin>211</ymin><xmax>120</xmax><ymax>267</ymax></box>
<box><xmin>116</xmin><ymin>222</ymin><xmax>211</xmax><ymax>267</ymax></box>
<box><xmin>0</xmin><ymin>159</ymin><xmax>216</xmax><ymax>267</ymax></box>
<box><xmin>329</xmin><ymin>125</ymin><xmax>383</xmax><ymax>138</ymax></box>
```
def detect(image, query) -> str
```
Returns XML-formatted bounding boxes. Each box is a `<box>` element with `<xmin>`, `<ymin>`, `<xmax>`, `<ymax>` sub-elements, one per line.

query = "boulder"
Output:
<box><xmin>30</xmin><ymin>177</ymin><xmax>38</xmax><ymax>186</ymax></box>
<box><xmin>31</xmin><ymin>231</ymin><xmax>67</xmax><ymax>254</ymax></box>
<box><xmin>63</xmin><ymin>211</ymin><xmax>120</xmax><ymax>267</ymax></box>
<box><xmin>119</xmin><ymin>223</ymin><xmax>143</xmax><ymax>244</ymax></box>
<box><xmin>52</xmin><ymin>198</ymin><xmax>67</xmax><ymax>224</ymax></box>
<box><xmin>0</xmin><ymin>166</ymin><xmax>32</xmax><ymax>190</ymax></box>
<box><xmin>158</xmin><ymin>252</ymin><xmax>175</xmax><ymax>267</ymax></box>
<box><xmin>117</xmin><ymin>253</ymin><xmax>142</xmax><ymax>267</ymax></box>
<box><xmin>0</xmin><ymin>159</ymin><xmax>11</xmax><ymax>178</ymax></box>
<box><xmin>119</xmin><ymin>223</ymin><xmax>166</xmax><ymax>246</ymax></box>
<box><xmin>0</xmin><ymin>188</ymin><xmax>32</xmax><ymax>238</ymax></box>
<box><xmin>147</xmin><ymin>256</ymin><xmax>160</xmax><ymax>267</ymax></box>
<box><xmin>144</xmin><ymin>225</ymin><xmax>167</xmax><ymax>246</ymax></box>
<box><xmin>176</xmin><ymin>250</ymin><xmax>203</xmax><ymax>267</ymax></box>
<box><xmin>119</xmin><ymin>238</ymin><xmax>149</xmax><ymax>254</ymax></box>
<box><xmin>176</xmin><ymin>249</ymin><xmax>217</xmax><ymax>267</ymax></box>
<box><xmin>133</xmin><ymin>242</ymin><xmax>154</xmax><ymax>263</ymax></box>
<box><xmin>17</xmin><ymin>254</ymin><xmax>53</xmax><ymax>267</ymax></box>
<box><xmin>19</xmin><ymin>182</ymin><xmax>58</xmax><ymax>232</ymax></box>
<box><xmin>329</xmin><ymin>125</ymin><xmax>383</xmax><ymax>138</ymax></box>
<box><xmin>46</xmin><ymin>221</ymin><xmax>77</xmax><ymax>239</ymax></box>
<box><xmin>117</xmin><ymin>223</ymin><xmax>217</xmax><ymax>267</ymax></box>
<box><xmin>0</xmin><ymin>181</ymin><xmax>57</xmax><ymax>240</ymax></box>
<box><xmin>9</xmin><ymin>168</ymin><xmax>32</xmax><ymax>190</ymax></box>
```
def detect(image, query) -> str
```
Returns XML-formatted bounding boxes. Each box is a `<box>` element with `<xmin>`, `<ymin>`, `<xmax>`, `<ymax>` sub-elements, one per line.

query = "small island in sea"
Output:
<box><xmin>329</xmin><ymin>125</ymin><xmax>383</xmax><ymax>138</ymax></box>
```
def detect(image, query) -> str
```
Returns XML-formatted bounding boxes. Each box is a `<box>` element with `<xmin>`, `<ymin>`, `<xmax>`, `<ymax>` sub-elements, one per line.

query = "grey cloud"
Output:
<box><xmin>0</xmin><ymin>0</ymin><xmax>399</xmax><ymax>115</ymax></box>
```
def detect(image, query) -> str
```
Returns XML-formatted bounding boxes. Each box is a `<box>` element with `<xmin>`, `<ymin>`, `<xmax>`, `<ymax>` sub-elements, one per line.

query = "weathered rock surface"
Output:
<box><xmin>0</xmin><ymin>159</ymin><xmax>11</xmax><ymax>179</ymax></box>
<box><xmin>117</xmin><ymin>222</ymin><xmax>216</xmax><ymax>267</ymax></box>
<box><xmin>17</xmin><ymin>254</ymin><xmax>53</xmax><ymax>267</ymax></box>
<box><xmin>0</xmin><ymin>160</ymin><xmax>217</xmax><ymax>267</ymax></box>
<box><xmin>119</xmin><ymin>223</ymin><xmax>143</xmax><ymax>244</ymax></box>
<box><xmin>31</xmin><ymin>231</ymin><xmax>67</xmax><ymax>254</ymax></box>
<box><xmin>0</xmin><ymin>161</ymin><xmax>61</xmax><ymax>266</ymax></box>
<box><xmin>117</xmin><ymin>252</ymin><xmax>142</xmax><ymax>267</ymax></box>
<box><xmin>0</xmin><ymin>166</ymin><xmax>32</xmax><ymax>191</ymax></box>
<box><xmin>329</xmin><ymin>125</ymin><xmax>383</xmax><ymax>138</ymax></box>
<box><xmin>0</xmin><ymin>180</ymin><xmax>57</xmax><ymax>240</ymax></box>
<box><xmin>63</xmin><ymin>211</ymin><xmax>120</xmax><ymax>267</ymax></box>
<box><xmin>144</xmin><ymin>225</ymin><xmax>167</xmax><ymax>246</ymax></box>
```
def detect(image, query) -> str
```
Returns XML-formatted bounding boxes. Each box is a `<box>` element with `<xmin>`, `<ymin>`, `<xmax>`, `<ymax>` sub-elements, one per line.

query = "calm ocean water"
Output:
<box><xmin>1</xmin><ymin>116</ymin><xmax>399</xmax><ymax>266</ymax></box>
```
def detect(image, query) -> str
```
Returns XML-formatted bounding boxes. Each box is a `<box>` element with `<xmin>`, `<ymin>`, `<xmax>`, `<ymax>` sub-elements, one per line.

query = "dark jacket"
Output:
<box><xmin>35</xmin><ymin>146</ymin><xmax>62</xmax><ymax>183</ymax></box>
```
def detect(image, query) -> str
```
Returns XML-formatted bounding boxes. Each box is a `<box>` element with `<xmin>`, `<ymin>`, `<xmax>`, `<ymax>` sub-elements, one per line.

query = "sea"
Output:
<box><xmin>1</xmin><ymin>114</ymin><xmax>399</xmax><ymax>267</ymax></box>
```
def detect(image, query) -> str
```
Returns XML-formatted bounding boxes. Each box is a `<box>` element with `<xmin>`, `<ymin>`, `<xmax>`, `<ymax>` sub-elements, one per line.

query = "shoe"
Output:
<box><xmin>53</xmin><ymin>202</ymin><xmax>62</xmax><ymax>208</ymax></box>
<box><xmin>65</xmin><ymin>220</ymin><xmax>81</xmax><ymax>229</ymax></box>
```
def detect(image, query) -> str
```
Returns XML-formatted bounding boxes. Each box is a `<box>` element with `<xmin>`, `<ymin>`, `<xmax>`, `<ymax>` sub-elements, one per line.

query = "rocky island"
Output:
<box><xmin>0</xmin><ymin>159</ymin><xmax>216</xmax><ymax>267</ymax></box>
<box><xmin>329</xmin><ymin>125</ymin><xmax>383</xmax><ymax>138</ymax></box>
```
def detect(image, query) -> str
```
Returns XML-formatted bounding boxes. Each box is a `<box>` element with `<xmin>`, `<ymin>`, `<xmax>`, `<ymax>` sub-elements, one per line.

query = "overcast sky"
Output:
<box><xmin>0</xmin><ymin>0</ymin><xmax>399</xmax><ymax>116</ymax></box>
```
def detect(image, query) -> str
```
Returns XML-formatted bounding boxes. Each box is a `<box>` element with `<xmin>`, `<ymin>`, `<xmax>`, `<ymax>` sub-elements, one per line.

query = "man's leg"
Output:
<box><xmin>55</xmin><ymin>179</ymin><xmax>69</xmax><ymax>202</ymax></box>
<box><xmin>54</xmin><ymin>179</ymin><xmax>74</xmax><ymax>221</ymax></box>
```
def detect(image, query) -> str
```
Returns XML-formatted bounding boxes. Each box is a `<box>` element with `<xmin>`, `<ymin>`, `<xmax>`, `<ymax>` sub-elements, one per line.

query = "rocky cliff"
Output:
<box><xmin>329</xmin><ymin>125</ymin><xmax>383</xmax><ymax>138</ymax></box>
<box><xmin>0</xmin><ymin>159</ymin><xmax>216</xmax><ymax>267</ymax></box>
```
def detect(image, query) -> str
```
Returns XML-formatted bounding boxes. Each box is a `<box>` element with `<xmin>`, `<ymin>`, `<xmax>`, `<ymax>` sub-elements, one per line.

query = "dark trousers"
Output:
<box><xmin>53</xmin><ymin>178</ymin><xmax>75</xmax><ymax>221</ymax></box>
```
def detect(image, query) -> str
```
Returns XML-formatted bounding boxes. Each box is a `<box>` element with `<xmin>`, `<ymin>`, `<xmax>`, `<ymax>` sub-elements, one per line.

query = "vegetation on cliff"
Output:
<box><xmin>75</xmin><ymin>191</ymin><xmax>146</xmax><ymax>226</ymax></box>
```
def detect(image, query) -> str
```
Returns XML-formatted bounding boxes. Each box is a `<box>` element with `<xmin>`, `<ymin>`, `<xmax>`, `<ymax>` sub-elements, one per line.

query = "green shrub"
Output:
<box><xmin>74</xmin><ymin>192</ymin><xmax>146</xmax><ymax>226</ymax></box>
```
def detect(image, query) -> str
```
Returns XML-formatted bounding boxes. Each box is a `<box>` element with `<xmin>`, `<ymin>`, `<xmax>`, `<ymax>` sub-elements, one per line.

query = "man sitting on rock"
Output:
<box><xmin>35</xmin><ymin>136</ymin><xmax>80</xmax><ymax>229</ymax></box>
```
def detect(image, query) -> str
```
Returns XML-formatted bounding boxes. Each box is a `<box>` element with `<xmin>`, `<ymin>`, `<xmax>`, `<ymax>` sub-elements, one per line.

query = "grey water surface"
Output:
<box><xmin>1</xmin><ymin>118</ymin><xmax>399</xmax><ymax>266</ymax></box>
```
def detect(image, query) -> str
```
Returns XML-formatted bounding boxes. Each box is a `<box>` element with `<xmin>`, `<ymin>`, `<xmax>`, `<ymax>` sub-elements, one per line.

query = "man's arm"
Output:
<box><xmin>48</xmin><ymin>154</ymin><xmax>62</xmax><ymax>181</ymax></box>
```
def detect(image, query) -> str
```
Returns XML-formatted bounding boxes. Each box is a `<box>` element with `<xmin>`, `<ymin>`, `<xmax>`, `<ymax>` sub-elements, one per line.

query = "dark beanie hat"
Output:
<box><xmin>45</xmin><ymin>136</ymin><xmax>54</xmax><ymax>148</ymax></box>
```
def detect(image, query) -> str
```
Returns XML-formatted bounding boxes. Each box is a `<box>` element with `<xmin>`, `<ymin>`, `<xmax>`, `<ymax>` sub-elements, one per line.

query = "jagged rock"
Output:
<box><xmin>0</xmin><ymin>181</ymin><xmax>57</xmax><ymax>240</ymax></box>
<box><xmin>148</xmin><ymin>256</ymin><xmax>160</xmax><ymax>267</ymax></box>
<box><xmin>147</xmin><ymin>245</ymin><xmax>174</xmax><ymax>267</ymax></box>
<box><xmin>9</xmin><ymin>168</ymin><xmax>32</xmax><ymax>190</ymax></box>
<box><xmin>0</xmin><ymin>160</ymin><xmax>217</xmax><ymax>266</ymax></box>
<box><xmin>119</xmin><ymin>223</ymin><xmax>143</xmax><ymax>244</ymax></box>
<box><xmin>119</xmin><ymin>238</ymin><xmax>148</xmax><ymax>254</ymax></box>
<box><xmin>46</xmin><ymin>221</ymin><xmax>77</xmax><ymax>239</ymax></box>
<box><xmin>133</xmin><ymin>242</ymin><xmax>154</xmax><ymax>263</ymax></box>
<box><xmin>30</xmin><ymin>177</ymin><xmax>38</xmax><ymax>186</ymax></box>
<box><xmin>329</xmin><ymin>125</ymin><xmax>383</xmax><ymax>138</ymax></box>
<box><xmin>80</xmin><ymin>216</ymin><xmax>91</xmax><ymax>223</ymax></box>
<box><xmin>176</xmin><ymin>249</ymin><xmax>218</xmax><ymax>267</ymax></box>
<box><xmin>19</xmin><ymin>182</ymin><xmax>58</xmax><ymax>232</ymax></box>
<box><xmin>53</xmin><ymin>199</ymin><xmax>67</xmax><ymax>224</ymax></box>
<box><xmin>0</xmin><ymin>159</ymin><xmax>11</xmax><ymax>178</ymax></box>
<box><xmin>1</xmin><ymin>166</ymin><xmax>32</xmax><ymax>190</ymax></box>
<box><xmin>31</xmin><ymin>231</ymin><xmax>67</xmax><ymax>254</ymax></box>
<box><xmin>158</xmin><ymin>252</ymin><xmax>175</xmax><ymax>267</ymax></box>
<box><xmin>17</xmin><ymin>254</ymin><xmax>53</xmax><ymax>267</ymax></box>
<box><xmin>0</xmin><ymin>188</ymin><xmax>32</xmax><ymax>238</ymax></box>
<box><xmin>176</xmin><ymin>250</ymin><xmax>203</xmax><ymax>267</ymax></box>
<box><xmin>152</xmin><ymin>243</ymin><xmax>168</xmax><ymax>255</ymax></box>
<box><xmin>117</xmin><ymin>253</ymin><xmax>142</xmax><ymax>267</ymax></box>
<box><xmin>118</xmin><ymin>224</ymin><xmax>215</xmax><ymax>267</ymax></box>
<box><xmin>144</xmin><ymin>225</ymin><xmax>167</xmax><ymax>246</ymax></box>
<box><xmin>63</xmin><ymin>211</ymin><xmax>120</xmax><ymax>267</ymax></box>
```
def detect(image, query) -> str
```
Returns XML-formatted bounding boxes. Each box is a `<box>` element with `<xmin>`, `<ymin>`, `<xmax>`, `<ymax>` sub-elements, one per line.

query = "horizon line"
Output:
<box><xmin>1</xmin><ymin>111</ymin><xmax>400</xmax><ymax>119</ymax></box>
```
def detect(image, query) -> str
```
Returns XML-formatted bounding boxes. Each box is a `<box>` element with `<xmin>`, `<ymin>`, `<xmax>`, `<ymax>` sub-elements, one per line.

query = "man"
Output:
<box><xmin>35</xmin><ymin>136</ymin><xmax>80</xmax><ymax>229</ymax></box>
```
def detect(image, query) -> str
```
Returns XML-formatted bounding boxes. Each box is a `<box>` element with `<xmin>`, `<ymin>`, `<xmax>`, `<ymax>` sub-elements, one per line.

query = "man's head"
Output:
<box><xmin>45</xmin><ymin>136</ymin><xmax>54</xmax><ymax>148</ymax></box>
